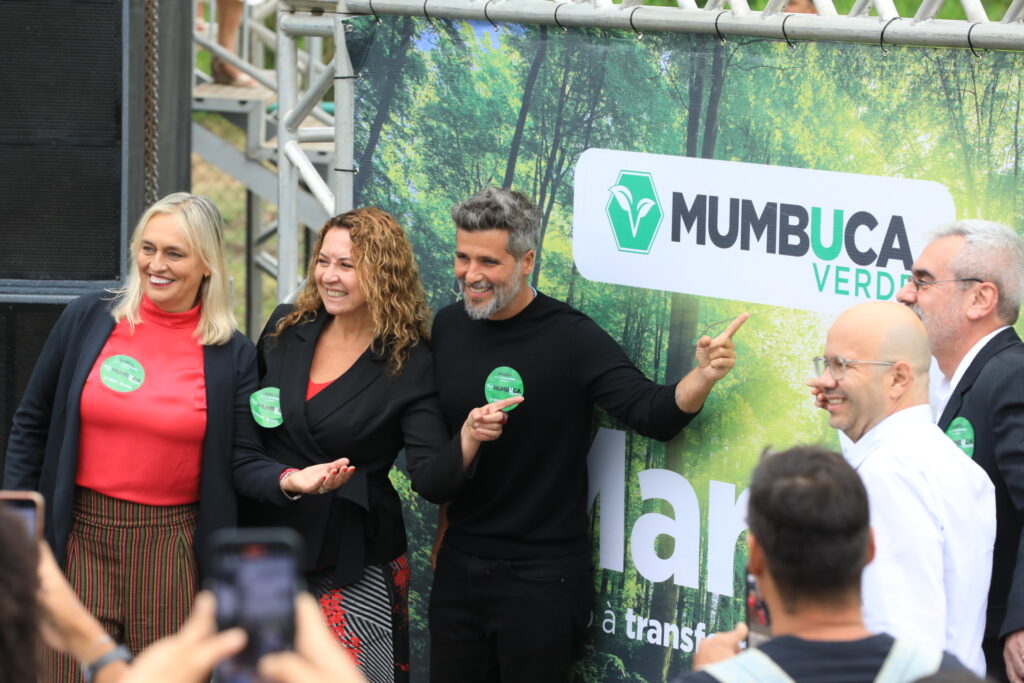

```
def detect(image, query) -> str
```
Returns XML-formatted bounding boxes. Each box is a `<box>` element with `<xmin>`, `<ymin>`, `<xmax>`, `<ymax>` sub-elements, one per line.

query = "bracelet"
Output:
<box><xmin>279</xmin><ymin>468</ymin><xmax>302</xmax><ymax>501</ymax></box>
<box><xmin>83</xmin><ymin>644</ymin><xmax>132</xmax><ymax>683</ymax></box>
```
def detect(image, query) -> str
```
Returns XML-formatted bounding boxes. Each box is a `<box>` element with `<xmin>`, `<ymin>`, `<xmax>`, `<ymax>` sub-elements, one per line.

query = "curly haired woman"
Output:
<box><xmin>239</xmin><ymin>208</ymin><xmax>517</xmax><ymax>683</ymax></box>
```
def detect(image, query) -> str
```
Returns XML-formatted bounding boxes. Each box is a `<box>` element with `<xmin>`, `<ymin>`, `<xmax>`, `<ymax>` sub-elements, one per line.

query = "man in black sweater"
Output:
<box><xmin>428</xmin><ymin>185</ymin><xmax>747</xmax><ymax>682</ymax></box>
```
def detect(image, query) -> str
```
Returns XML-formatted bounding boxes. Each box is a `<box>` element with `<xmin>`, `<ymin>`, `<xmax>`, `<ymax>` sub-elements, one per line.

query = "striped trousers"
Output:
<box><xmin>311</xmin><ymin>555</ymin><xmax>411</xmax><ymax>683</ymax></box>
<box><xmin>47</xmin><ymin>487</ymin><xmax>199</xmax><ymax>682</ymax></box>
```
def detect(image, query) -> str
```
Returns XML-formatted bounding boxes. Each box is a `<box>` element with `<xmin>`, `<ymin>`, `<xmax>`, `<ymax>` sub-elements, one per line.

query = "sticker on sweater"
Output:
<box><xmin>484</xmin><ymin>366</ymin><xmax>523</xmax><ymax>411</ymax></box>
<box><xmin>250</xmin><ymin>387</ymin><xmax>283</xmax><ymax>428</ymax></box>
<box><xmin>945</xmin><ymin>417</ymin><xmax>975</xmax><ymax>458</ymax></box>
<box><xmin>99</xmin><ymin>355</ymin><xmax>145</xmax><ymax>392</ymax></box>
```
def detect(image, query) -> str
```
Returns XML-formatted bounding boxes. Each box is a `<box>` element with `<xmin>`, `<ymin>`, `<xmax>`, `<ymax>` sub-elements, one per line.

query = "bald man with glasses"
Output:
<box><xmin>808</xmin><ymin>301</ymin><xmax>995</xmax><ymax>677</ymax></box>
<box><xmin>895</xmin><ymin>220</ymin><xmax>1024</xmax><ymax>682</ymax></box>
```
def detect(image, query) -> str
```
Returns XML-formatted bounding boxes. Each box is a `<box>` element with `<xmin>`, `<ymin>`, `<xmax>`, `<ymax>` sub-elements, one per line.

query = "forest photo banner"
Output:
<box><xmin>349</xmin><ymin>16</ymin><xmax>1024</xmax><ymax>682</ymax></box>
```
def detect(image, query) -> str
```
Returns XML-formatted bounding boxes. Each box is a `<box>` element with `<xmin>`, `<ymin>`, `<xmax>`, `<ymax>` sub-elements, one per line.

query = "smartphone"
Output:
<box><xmin>206</xmin><ymin>528</ymin><xmax>304</xmax><ymax>683</ymax></box>
<box><xmin>0</xmin><ymin>491</ymin><xmax>44</xmax><ymax>541</ymax></box>
<box><xmin>744</xmin><ymin>572</ymin><xmax>771</xmax><ymax>648</ymax></box>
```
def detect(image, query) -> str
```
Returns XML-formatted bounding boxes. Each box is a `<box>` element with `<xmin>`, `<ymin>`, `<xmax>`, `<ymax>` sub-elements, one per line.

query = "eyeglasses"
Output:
<box><xmin>813</xmin><ymin>356</ymin><xmax>896</xmax><ymax>380</ymax></box>
<box><xmin>908</xmin><ymin>277</ymin><xmax>982</xmax><ymax>292</ymax></box>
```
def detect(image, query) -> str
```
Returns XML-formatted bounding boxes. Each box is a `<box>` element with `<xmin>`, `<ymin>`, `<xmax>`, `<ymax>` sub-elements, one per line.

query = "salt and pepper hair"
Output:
<box><xmin>931</xmin><ymin>219</ymin><xmax>1024</xmax><ymax>325</ymax></box>
<box><xmin>110</xmin><ymin>192</ymin><xmax>236</xmax><ymax>345</ymax></box>
<box><xmin>450</xmin><ymin>186</ymin><xmax>541</xmax><ymax>260</ymax></box>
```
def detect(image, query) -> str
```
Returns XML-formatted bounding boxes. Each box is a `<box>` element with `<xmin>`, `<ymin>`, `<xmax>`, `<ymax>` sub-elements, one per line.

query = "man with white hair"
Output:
<box><xmin>896</xmin><ymin>220</ymin><xmax>1024</xmax><ymax>683</ymax></box>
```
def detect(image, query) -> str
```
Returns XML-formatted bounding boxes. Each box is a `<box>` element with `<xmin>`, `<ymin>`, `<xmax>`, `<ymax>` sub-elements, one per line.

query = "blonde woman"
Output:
<box><xmin>240</xmin><ymin>208</ymin><xmax>517</xmax><ymax>683</ymax></box>
<box><xmin>5</xmin><ymin>192</ymin><xmax>351</xmax><ymax>681</ymax></box>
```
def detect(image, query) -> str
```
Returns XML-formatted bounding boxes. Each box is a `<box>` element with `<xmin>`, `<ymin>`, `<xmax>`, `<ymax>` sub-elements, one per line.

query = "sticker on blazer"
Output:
<box><xmin>250</xmin><ymin>387</ymin><xmax>284</xmax><ymax>428</ymax></box>
<box><xmin>945</xmin><ymin>416</ymin><xmax>975</xmax><ymax>458</ymax></box>
<box><xmin>484</xmin><ymin>366</ymin><xmax>523</xmax><ymax>411</ymax></box>
<box><xmin>99</xmin><ymin>355</ymin><xmax>145</xmax><ymax>392</ymax></box>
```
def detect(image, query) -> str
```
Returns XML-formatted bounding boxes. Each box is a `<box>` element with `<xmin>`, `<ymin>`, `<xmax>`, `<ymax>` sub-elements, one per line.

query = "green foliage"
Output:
<box><xmin>353</xmin><ymin>18</ymin><xmax>1024</xmax><ymax>681</ymax></box>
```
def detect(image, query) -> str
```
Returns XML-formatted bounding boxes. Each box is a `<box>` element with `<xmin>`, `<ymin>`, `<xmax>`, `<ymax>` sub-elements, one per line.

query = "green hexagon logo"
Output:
<box><xmin>605</xmin><ymin>171</ymin><xmax>663</xmax><ymax>254</ymax></box>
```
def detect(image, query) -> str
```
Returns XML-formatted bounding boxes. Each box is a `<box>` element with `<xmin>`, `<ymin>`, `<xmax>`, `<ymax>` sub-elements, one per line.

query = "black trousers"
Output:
<box><xmin>428</xmin><ymin>544</ymin><xmax>592</xmax><ymax>683</ymax></box>
<box><xmin>984</xmin><ymin>635</ymin><xmax>1009</xmax><ymax>682</ymax></box>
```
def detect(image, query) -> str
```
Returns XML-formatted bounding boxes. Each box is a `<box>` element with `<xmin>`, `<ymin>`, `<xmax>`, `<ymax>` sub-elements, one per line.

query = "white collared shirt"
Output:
<box><xmin>845</xmin><ymin>405</ymin><xmax>996</xmax><ymax>677</ymax></box>
<box><xmin>929</xmin><ymin>326</ymin><xmax>1009</xmax><ymax>420</ymax></box>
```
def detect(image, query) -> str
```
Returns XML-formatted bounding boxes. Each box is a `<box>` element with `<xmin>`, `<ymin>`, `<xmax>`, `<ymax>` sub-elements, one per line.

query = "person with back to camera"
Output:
<box><xmin>3</xmin><ymin>192</ymin><xmax>353</xmax><ymax>681</ymax></box>
<box><xmin>680</xmin><ymin>446</ymin><xmax>971</xmax><ymax>683</ymax></box>
<box><xmin>239</xmin><ymin>207</ymin><xmax>518</xmax><ymax>683</ymax></box>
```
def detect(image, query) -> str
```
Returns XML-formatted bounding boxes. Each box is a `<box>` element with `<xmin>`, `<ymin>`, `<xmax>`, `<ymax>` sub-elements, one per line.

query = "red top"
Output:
<box><xmin>77</xmin><ymin>296</ymin><xmax>207</xmax><ymax>505</ymax></box>
<box><xmin>306</xmin><ymin>378</ymin><xmax>331</xmax><ymax>400</ymax></box>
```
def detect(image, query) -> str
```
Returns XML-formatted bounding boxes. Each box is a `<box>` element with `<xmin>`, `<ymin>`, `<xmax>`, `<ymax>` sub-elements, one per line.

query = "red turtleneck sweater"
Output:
<box><xmin>77</xmin><ymin>296</ymin><xmax>207</xmax><ymax>505</ymax></box>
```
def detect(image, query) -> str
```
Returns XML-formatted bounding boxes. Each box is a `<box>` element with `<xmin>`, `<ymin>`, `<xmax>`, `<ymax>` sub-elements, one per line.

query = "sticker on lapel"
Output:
<box><xmin>100</xmin><ymin>355</ymin><xmax>145</xmax><ymax>392</ymax></box>
<box><xmin>250</xmin><ymin>387</ymin><xmax>284</xmax><ymax>428</ymax></box>
<box><xmin>484</xmin><ymin>366</ymin><xmax>524</xmax><ymax>411</ymax></box>
<box><xmin>945</xmin><ymin>416</ymin><xmax>975</xmax><ymax>458</ymax></box>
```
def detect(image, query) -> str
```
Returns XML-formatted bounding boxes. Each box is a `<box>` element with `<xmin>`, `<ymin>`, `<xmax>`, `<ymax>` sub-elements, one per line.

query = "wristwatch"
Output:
<box><xmin>83</xmin><ymin>644</ymin><xmax>133</xmax><ymax>683</ymax></box>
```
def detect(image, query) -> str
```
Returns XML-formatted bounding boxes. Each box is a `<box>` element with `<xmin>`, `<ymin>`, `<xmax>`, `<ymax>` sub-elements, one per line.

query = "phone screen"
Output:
<box><xmin>0</xmin><ymin>492</ymin><xmax>44</xmax><ymax>541</ymax></box>
<box><xmin>745</xmin><ymin>573</ymin><xmax>771</xmax><ymax>649</ymax></box>
<box><xmin>208</xmin><ymin>531</ymin><xmax>301</xmax><ymax>683</ymax></box>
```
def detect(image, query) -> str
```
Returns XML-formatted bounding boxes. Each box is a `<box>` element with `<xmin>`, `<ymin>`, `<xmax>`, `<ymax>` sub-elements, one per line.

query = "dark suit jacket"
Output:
<box><xmin>3</xmin><ymin>291</ymin><xmax>286</xmax><ymax>577</ymax></box>
<box><xmin>239</xmin><ymin>304</ymin><xmax>465</xmax><ymax>587</ymax></box>
<box><xmin>938</xmin><ymin>327</ymin><xmax>1024</xmax><ymax>643</ymax></box>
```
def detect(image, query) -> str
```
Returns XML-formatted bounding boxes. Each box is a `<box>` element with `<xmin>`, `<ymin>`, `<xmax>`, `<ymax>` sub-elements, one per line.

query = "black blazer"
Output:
<box><xmin>938</xmin><ymin>327</ymin><xmax>1024</xmax><ymax>642</ymax></box>
<box><xmin>3</xmin><ymin>291</ymin><xmax>286</xmax><ymax>577</ymax></box>
<box><xmin>239</xmin><ymin>304</ymin><xmax>465</xmax><ymax>587</ymax></box>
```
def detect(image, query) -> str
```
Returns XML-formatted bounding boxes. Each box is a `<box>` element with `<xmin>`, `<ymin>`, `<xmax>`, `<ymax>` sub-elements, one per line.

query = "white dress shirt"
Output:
<box><xmin>845</xmin><ymin>405</ymin><xmax>996</xmax><ymax>676</ymax></box>
<box><xmin>929</xmin><ymin>326</ymin><xmax>1009</xmax><ymax>420</ymax></box>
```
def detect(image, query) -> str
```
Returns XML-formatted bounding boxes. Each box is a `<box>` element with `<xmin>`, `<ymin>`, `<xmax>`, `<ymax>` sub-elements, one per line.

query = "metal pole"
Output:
<box><xmin>282</xmin><ymin>60</ymin><xmax>336</xmax><ymax>132</ymax></box>
<box><xmin>335</xmin><ymin>12</ymin><xmax>355</xmax><ymax>214</ymax></box>
<box><xmin>283</xmin><ymin>140</ymin><xmax>335</xmax><ymax>215</ymax></box>
<box><xmin>343</xmin><ymin>0</ymin><xmax>1024</xmax><ymax>50</ymax></box>
<box><xmin>276</xmin><ymin>2</ymin><xmax>300</xmax><ymax>301</ymax></box>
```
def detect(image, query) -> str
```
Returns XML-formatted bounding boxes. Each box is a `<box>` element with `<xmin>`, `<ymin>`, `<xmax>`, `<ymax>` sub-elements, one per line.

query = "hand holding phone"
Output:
<box><xmin>744</xmin><ymin>573</ymin><xmax>771</xmax><ymax>649</ymax></box>
<box><xmin>0</xmin><ymin>490</ymin><xmax>44</xmax><ymax>540</ymax></box>
<box><xmin>206</xmin><ymin>528</ymin><xmax>303</xmax><ymax>683</ymax></box>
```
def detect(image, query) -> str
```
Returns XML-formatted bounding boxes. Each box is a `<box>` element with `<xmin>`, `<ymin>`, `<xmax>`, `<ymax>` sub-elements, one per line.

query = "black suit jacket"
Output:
<box><xmin>3</xmin><ymin>291</ymin><xmax>287</xmax><ymax>577</ymax></box>
<box><xmin>239</xmin><ymin>304</ymin><xmax>465</xmax><ymax>586</ymax></box>
<box><xmin>938</xmin><ymin>327</ymin><xmax>1024</xmax><ymax>642</ymax></box>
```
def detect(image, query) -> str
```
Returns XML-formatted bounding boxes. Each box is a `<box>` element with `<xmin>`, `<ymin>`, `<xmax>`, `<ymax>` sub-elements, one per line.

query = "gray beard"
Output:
<box><xmin>461</xmin><ymin>275</ymin><xmax>522</xmax><ymax>321</ymax></box>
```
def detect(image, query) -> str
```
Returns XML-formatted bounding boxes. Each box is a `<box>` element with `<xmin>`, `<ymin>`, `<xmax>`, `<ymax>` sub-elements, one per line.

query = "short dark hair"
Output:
<box><xmin>747</xmin><ymin>446</ymin><xmax>870</xmax><ymax>610</ymax></box>
<box><xmin>0</xmin><ymin>508</ymin><xmax>40</xmax><ymax>683</ymax></box>
<box><xmin>450</xmin><ymin>186</ymin><xmax>541</xmax><ymax>259</ymax></box>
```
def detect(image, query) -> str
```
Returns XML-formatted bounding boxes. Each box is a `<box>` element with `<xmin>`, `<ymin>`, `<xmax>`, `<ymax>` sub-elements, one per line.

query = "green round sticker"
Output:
<box><xmin>250</xmin><ymin>387</ymin><xmax>284</xmax><ymax>428</ymax></box>
<box><xmin>484</xmin><ymin>366</ymin><xmax>524</xmax><ymax>411</ymax></box>
<box><xmin>945</xmin><ymin>416</ymin><xmax>975</xmax><ymax>458</ymax></box>
<box><xmin>99</xmin><ymin>355</ymin><xmax>145</xmax><ymax>392</ymax></box>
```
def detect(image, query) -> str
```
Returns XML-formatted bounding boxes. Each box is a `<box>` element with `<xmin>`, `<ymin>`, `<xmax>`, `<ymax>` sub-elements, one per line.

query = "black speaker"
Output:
<box><xmin>0</xmin><ymin>0</ymin><xmax>142</xmax><ymax>285</ymax></box>
<box><xmin>0</xmin><ymin>0</ymin><xmax>145</xmax><ymax>482</ymax></box>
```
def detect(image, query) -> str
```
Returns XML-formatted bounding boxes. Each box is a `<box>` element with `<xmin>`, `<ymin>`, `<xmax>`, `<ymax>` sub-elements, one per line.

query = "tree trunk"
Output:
<box><xmin>636</xmin><ymin>39</ymin><xmax>726</xmax><ymax>680</ymax></box>
<box><xmin>700</xmin><ymin>42</ymin><xmax>726</xmax><ymax>160</ymax></box>
<box><xmin>502</xmin><ymin>27</ymin><xmax>549</xmax><ymax>189</ymax></box>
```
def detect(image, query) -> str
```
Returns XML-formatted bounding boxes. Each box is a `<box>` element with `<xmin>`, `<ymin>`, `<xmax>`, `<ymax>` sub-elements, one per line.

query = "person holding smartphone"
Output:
<box><xmin>239</xmin><ymin>207</ymin><xmax>514</xmax><ymax>683</ymax></box>
<box><xmin>682</xmin><ymin>447</ymin><xmax>969</xmax><ymax>683</ymax></box>
<box><xmin>4</xmin><ymin>193</ymin><xmax>352</xmax><ymax>682</ymax></box>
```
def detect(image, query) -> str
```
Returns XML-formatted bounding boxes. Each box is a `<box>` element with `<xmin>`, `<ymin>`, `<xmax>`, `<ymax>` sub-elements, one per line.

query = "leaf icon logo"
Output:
<box><xmin>610</xmin><ymin>185</ymin><xmax>656</xmax><ymax>237</ymax></box>
<box><xmin>605</xmin><ymin>171</ymin><xmax>663</xmax><ymax>254</ymax></box>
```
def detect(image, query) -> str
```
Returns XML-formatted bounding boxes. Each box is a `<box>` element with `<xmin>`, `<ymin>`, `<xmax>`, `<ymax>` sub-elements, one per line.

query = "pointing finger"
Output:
<box><xmin>719</xmin><ymin>312</ymin><xmax>750</xmax><ymax>340</ymax></box>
